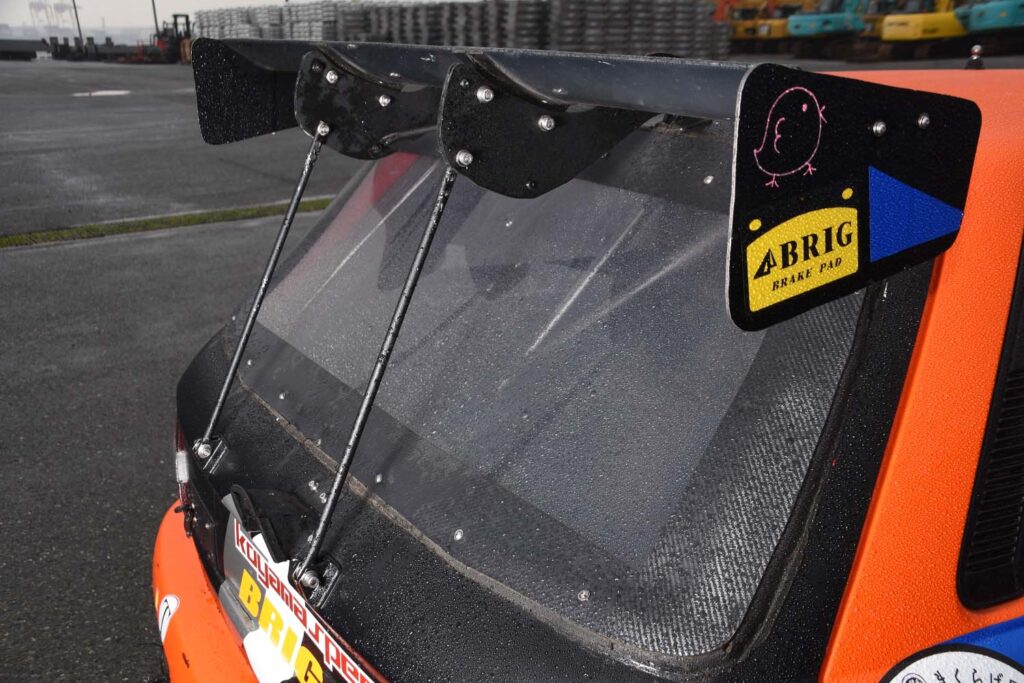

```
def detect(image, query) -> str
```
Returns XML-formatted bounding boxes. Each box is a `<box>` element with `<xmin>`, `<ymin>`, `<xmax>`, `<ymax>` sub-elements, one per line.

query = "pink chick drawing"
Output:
<box><xmin>753</xmin><ymin>86</ymin><xmax>826</xmax><ymax>188</ymax></box>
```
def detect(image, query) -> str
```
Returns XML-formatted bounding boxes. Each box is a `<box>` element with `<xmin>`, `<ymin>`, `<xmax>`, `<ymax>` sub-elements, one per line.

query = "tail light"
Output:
<box><xmin>174</xmin><ymin>420</ymin><xmax>194</xmax><ymax>536</ymax></box>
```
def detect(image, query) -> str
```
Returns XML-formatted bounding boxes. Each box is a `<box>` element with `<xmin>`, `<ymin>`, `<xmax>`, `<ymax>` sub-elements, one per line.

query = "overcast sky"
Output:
<box><xmin>0</xmin><ymin>0</ymin><xmax>288</xmax><ymax>29</ymax></box>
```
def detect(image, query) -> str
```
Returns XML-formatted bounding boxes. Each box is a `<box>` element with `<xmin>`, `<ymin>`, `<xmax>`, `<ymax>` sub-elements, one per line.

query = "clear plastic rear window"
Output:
<box><xmin>249</xmin><ymin>132</ymin><xmax>862</xmax><ymax>657</ymax></box>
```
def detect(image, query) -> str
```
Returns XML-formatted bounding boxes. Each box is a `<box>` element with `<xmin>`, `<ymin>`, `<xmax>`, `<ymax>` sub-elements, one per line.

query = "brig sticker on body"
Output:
<box><xmin>222</xmin><ymin>512</ymin><xmax>380</xmax><ymax>683</ymax></box>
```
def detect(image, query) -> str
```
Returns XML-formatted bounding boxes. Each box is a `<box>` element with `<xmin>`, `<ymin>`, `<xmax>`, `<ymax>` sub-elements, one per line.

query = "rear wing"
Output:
<box><xmin>192</xmin><ymin>38</ymin><xmax>980</xmax><ymax>330</ymax></box>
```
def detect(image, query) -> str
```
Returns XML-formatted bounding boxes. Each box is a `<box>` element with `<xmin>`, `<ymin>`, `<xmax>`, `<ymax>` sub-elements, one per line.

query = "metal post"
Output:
<box><xmin>150</xmin><ymin>0</ymin><xmax>160</xmax><ymax>39</ymax></box>
<box><xmin>70</xmin><ymin>0</ymin><xmax>84</xmax><ymax>50</ymax></box>
<box><xmin>293</xmin><ymin>165</ymin><xmax>459</xmax><ymax>587</ymax></box>
<box><xmin>195</xmin><ymin>123</ymin><xmax>330</xmax><ymax>458</ymax></box>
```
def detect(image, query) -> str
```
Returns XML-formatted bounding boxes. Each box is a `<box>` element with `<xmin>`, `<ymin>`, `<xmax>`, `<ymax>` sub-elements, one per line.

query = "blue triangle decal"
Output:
<box><xmin>868</xmin><ymin>166</ymin><xmax>964</xmax><ymax>263</ymax></box>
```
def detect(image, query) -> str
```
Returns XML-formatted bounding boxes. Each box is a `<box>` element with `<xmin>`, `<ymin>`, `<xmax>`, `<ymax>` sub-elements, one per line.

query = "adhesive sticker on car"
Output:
<box><xmin>221</xmin><ymin>504</ymin><xmax>380</xmax><ymax>683</ymax></box>
<box><xmin>157</xmin><ymin>594</ymin><xmax>179</xmax><ymax>644</ymax></box>
<box><xmin>881</xmin><ymin>645</ymin><xmax>1024</xmax><ymax>683</ymax></box>
<box><xmin>745</xmin><ymin>200</ymin><xmax>858</xmax><ymax>312</ymax></box>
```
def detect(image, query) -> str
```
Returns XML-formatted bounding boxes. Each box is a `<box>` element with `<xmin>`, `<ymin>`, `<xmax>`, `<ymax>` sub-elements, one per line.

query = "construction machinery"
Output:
<box><xmin>754</xmin><ymin>0</ymin><xmax>815</xmax><ymax>47</ymax></box>
<box><xmin>963</xmin><ymin>0</ymin><xmax>1024</xmax><ymax>32</ymax></box>
<box><xmin>787</xmin><ymin>0</ymin><xmax>867</xmax><ymax>56</ymax></box>
<box><xmin>46</xmin><ymin>11</ymin><xmax>192</xmax><ymax>63</ymax></box>
<box><xmin>958</xmin><ymin>0</ymin><xmax>1024</xmax><ymax>53</ymax></box>
<box><xmin>861</xmin><ymin>0</ymin><xmax>904</xmax><ymax>37</ymax></box>
<box><xmin>725</xmin><ymin>0</ymin><xmax>813</xmax><ymax>52</ymax></box>
<box><xmin>880</xmin><ymin>0</ymin><xmax>968</xmax><ymax>56</ymax></box>
<box><xmin>150</xmin><ymin>13</ymin><xmax>191</xmax><ymax>64</ymax></box>
<box><xmin>841</xmin><ymin>0</ymin><xmax>904</xmax><ymax>59</ymax></box>
<box><xmin>729</xmin><ymin>0</ymin><xmax>767</xmax><ymax>43</ymax></box>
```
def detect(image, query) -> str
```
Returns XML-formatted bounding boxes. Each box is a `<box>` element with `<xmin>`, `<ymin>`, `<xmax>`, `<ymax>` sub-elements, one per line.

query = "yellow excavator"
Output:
<box><xmin>881</xmin><ymin>0</ymin><xmax>967</xmax><ymax>56</ymax></box>
<box><xmin>730</xmin><ymin>0</ymin><xmax>767</xmax><ymax>44</ymax></box>
<box><xmin>728</xmin><ymin>0</ymin><xmax>813</xmax><ymax>52</ymax></box>
<box><xmin>846</xmin><ymin>0</ymin><xmax>901</xmax><ymax>58</ymax></box>
<box><xmin>755</xmin><ymin>0</ymin><xmax>817</xmax><ymax>49</ymax></box>
<box><xmin>862</xmin><ymin>0</ymin><xmax>902</xmax><ymax>37</ymax></box>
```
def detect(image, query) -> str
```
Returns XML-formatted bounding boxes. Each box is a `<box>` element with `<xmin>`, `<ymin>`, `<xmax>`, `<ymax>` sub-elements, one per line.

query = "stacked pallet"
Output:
<box><xmin>194</xmin><ymin>0</ymin><xmax>729</xmax><ymax>59</ymax></box>
<box><xmin>548</xmin><ymin>0</ymin><xmax>726</xmax><ymax>58</ymax></box>
<box><xmin>338</xmin><ymin>2</ymin><xmax>373</xmax><ymax>42</ymax></box>
<box><xmin>504</xmin><ymin>0</ymin><xmax>547</xmax><ymax>49</ymax></box>
<box><xmin>283</xmin><ymin>0</ymin><xmax>338</xmax><ymax>40</ymax></box>
<box><xmin>251</xmin><ymin>5</ymin><xmax>284</xmax><ymax>39</ymax></box>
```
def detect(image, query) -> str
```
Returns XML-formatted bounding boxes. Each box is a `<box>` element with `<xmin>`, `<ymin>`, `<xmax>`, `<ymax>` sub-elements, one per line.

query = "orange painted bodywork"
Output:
<box><xmin>153</xmin><ymin>506</ymin><xmax>257</xmax><ymax>683</ymax></box>
<box><xmin>822</xmin><ymin>70</ymin><xmax>1024</xmax><ymax>681</ymax></box>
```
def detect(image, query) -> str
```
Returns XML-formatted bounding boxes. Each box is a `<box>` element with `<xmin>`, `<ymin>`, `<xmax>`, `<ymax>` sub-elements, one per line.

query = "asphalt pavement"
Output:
<box><xmin>0</xmin><ymin>59</ymin><xmax>361</xmax><ymax>236</ymax></box>
<box><xmin>0</xmin><ymin>214</ymin><xmax>318</xmax><ymax>681</ymax></box>
<box><xmin>0</xmin><ymin>60</ymin><xmax>351</xmax><ymax>678</ymax></box>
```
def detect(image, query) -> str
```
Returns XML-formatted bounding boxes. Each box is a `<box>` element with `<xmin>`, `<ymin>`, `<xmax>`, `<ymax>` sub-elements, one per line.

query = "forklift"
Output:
<box><xmin>154</xmin><ymin>14</ymin><xmax>191</xmax><ymax>64</ymax></box>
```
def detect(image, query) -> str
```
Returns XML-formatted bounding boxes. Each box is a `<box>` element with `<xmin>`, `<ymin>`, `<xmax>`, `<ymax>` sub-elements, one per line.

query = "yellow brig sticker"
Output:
<box><xmin>745</xmin><ymin>206</ymin><xmax>859</xmax><ymax>312</ymax></box>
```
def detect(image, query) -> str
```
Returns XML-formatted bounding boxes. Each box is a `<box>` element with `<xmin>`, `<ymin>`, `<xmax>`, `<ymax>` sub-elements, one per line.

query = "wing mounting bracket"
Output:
<box><xmin>437</xmin><ymin>62</ymin><xmax>654</xmax><ymax>199</ymax></box>
<box><xmin>294</xmin><ymin>48</ymin><xmax>442</xmax><ymax>160</ymax></box>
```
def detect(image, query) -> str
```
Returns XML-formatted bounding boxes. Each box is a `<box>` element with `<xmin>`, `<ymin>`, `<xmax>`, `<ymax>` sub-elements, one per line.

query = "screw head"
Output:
<box><xmin>325</xmin><ymin>70</ymin><xmax>338</xmax><ymax>84</ymax></box>
<box><xmin>455</xmin><ymin>149</ymin><xmax>474</xmax><ymax>167</ymax></box>
<box><xmin>316</xmin><ymin>121</ymin><xmax>330</xmax><ymax>137</ymax></box>
<box><xmin>475</xmin><ymin>85</ymin><xmax>494</xmax><ymax>103</ymax></box>
<box><xmin>195</xmin><ymin>441</ymin><xmax>213</xmax><ymax>459</ymax></box>
<box><xmin>459</xmin><ymin>78</ymin><xmax>470</xmax><ymax>88</ymax></box>
<box><xmin>299</xmin><ymin>570</ymin><xmax>320</xmax><ymax>590</ymax></box>
<box><xmin>537</xmin><ymin>114</ymin><xmax>556</xmax><ymax>132</ymax></box>
<box><xmin>374</xmin><ymin>473</ymin><xmax>383</xmax><ymax>484</ymax></box>
<box><xmin>872</xmin><ymin>120</ymin><xmax>887</xmax><ymax>137</ymax></box>
<box><xmin>577</xmin><ymin>589</ymin><xmax>591</xmax><ymax>602</ymax></box>
<box><xmin>917</xmin><ymin>113</ymin><xmax>930</xmax><ymax>129</ymax></box>
<box><xmin>453</xmin><ymin>528</ymin><xmax>464</xmax><ymax>541</ymax></box>
<box><xmin>703</xmin><ymin>175</ymin><xmax>714</xmax><ymax>185</ymax></box>
<box><xmin>378</xmin><ymin>93</ymin><xmax>392</xmax><ymax>107</ymax></box>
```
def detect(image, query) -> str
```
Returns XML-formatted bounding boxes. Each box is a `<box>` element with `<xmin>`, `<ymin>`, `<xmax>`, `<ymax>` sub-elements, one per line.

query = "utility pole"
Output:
<box><xmin>150</xmin><ymin>0</ymin><xmax>160</xmax><ymax>38</ymax></box>
<box><xmin>70</xmin><ymin>0</ymin><xmax>84</xmax><ymax>48</ymax></box>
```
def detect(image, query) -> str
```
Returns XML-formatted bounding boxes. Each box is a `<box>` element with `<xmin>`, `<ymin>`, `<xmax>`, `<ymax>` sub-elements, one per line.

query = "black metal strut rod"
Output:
<box><xmin>195</xmin><ymin>122</ymin><xmax>330</xmax><ymax>458</ymax></box>
<box><xmin>293</xmin><ymin>164</ymin><xmax>459</xmax><ymax>586</ymax></box>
